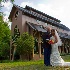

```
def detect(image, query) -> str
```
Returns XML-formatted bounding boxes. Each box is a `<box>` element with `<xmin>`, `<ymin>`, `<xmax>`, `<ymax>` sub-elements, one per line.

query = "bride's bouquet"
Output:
<box><xmin>48</xmin><ymin>40</ymin><xmax>54</xmax><ymax>44</ymax></box>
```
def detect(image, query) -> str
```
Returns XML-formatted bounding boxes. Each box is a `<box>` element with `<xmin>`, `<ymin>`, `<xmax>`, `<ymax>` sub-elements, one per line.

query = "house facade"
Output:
<box><xmin>9</xmin><ymin>4</ymin><xmax>70</xmax><ymax>60</ymax></box>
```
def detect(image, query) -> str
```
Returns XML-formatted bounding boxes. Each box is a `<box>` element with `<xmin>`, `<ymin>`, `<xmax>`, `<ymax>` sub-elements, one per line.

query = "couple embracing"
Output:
<box><xmin>42</xmin><ymin>26</ymin><xmax>70</xmax><ymax>66</ymax></box>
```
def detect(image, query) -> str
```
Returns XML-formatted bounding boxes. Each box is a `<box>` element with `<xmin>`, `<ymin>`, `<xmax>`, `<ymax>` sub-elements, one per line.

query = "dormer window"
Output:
<box><xmin>15</xmin><ymin>11</ymin><xmax>19</xmax><ymax>19</ymax></box>
<box><xmin>45</xmin><ymin>23</ymin><xmax>47</xmax><ymax>26</ymax></box>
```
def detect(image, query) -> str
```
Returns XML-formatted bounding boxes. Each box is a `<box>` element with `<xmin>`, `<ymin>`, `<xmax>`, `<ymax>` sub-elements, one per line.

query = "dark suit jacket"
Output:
<box><xmin>42</xmin><ymin>32</ymin><xmax>51</xmax><ymax>48</ymax></box>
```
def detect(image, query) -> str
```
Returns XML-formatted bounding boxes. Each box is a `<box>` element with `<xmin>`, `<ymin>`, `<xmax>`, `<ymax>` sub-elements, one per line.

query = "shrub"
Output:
<box><xmin>16</xmin><ymin>32</ymin><xmax>34</xmax><ymax>60</ymax></box>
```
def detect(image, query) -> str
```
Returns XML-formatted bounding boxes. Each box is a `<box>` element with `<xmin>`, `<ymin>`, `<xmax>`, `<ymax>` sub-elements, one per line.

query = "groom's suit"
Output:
<box><xmin>42</xmin><ymin>32</ymin><xmax>51</xmax><ymax>66</ymax></box>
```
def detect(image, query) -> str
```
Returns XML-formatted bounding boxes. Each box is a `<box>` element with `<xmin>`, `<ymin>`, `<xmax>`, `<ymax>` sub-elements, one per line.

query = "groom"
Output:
<box><xmin>42</xmin><ymin>26</ymin><xmax>51</xmax><ymax>66</ymax></box>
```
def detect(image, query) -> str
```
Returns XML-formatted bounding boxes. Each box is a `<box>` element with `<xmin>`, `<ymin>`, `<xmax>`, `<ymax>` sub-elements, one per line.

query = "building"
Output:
<box><xmin>9</xmin><ymin>4</ymin><xmax>70</xmax><ymax>60</ymax></box>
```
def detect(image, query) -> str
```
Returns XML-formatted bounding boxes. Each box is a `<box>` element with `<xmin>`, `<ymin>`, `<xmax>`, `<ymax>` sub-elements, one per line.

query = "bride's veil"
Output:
<box><xmin>55</xmin><ymin>30</ymin><xmax>62</xmax><ymax>46</ymax></box>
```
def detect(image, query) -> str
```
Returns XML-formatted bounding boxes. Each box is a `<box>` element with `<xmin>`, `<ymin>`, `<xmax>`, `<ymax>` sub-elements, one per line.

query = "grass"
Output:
<box><xmin>62</xmin><ymin>55</ymin><xmax>70</xmax><ymax>62</ymax></box>
<box><xmin>0</xmin><ymin>55</ymin><xmax>70</xmax><ymax>70</ymax></box>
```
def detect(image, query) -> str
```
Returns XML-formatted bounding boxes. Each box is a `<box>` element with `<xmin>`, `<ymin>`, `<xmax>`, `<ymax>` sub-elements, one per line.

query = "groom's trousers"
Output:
<box><xmin>44</xmin><ymin>46</ymin><xmax>51</xmax><ymax>66</ymax></box>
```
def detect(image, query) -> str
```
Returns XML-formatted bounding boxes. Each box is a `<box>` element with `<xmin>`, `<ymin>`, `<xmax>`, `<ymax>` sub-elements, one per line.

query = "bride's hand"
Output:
<box><xmin>48</xmin><ymin>40</ymin><xmax>54</xmax><ymax>44</ymax></box>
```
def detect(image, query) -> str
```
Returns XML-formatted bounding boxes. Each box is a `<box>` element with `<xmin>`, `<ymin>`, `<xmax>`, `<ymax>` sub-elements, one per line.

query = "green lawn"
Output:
<box><xmin>0</xmin><ymin>55</ymin><xmax>70</xmax><ymax>70</ymax></box>
<box><xmin>62</xmin><ymin>55</ymin><xmax>70</xmax><ymax>62</ymax></box>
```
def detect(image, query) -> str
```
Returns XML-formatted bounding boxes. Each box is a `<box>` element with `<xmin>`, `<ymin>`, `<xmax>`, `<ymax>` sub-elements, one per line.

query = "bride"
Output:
<box><xmin>50</xmin><ymin>29</ymin><xmax>70</xmax><ymax>66</ymax></box>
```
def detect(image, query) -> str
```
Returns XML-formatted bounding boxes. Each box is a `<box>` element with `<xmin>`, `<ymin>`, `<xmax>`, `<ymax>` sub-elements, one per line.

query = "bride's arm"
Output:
<box><xmin>54</xmin><ymin>35</ymin><xmax>58</xmax><ymax>43</ymax></box>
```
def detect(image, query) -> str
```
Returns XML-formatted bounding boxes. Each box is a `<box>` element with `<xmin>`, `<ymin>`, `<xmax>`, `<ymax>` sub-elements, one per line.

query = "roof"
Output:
<box><xmin>58</xmin><ymin>32</ymin><xmax>65</xmax><ymax>38</ymax></box>
<box><xmin>58</xmin><ymin>24</ymin><xmax>70</xmax><ymax>31</ymax></box>
<box><xmin>26</xmin><ymin>22</ymin><xmax>47</xmax><ymax>32</ymax></box>
<box><xmin>9</xmin><ymin>4</ymin><xmax>60</xmax><ymax>23</ymax></box>
<box><xmin>25</xmin><ymin>5</ymin><xmax>61</xmax><ymax>22</ymax></box>
<box><xmin>58</xmin><ymin>32</ymin><xmax>70</xmax><ymax>39</ymax></box>
<box><xmin>9</xmin><ymin>4</ymin><xmax>70</xmax><ymax>31</ymax></box>
<box><xmin>64</xmin><ymin>35</ymin><xmax>70</xmax><ymax>39</ymax></box>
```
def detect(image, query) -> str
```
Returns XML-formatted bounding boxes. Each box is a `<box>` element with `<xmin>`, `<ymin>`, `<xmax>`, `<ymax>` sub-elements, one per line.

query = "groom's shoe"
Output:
<box><xmin>48</xmin><ymin>65</ymin><xmax>52</xmax><ymax>66</ymax></box>
<box><xmin>44</xmin><ymin>64</ymin><xmax>52</xmax><ymax>66</ymax></box>
<box><xmin>50</xmin><ymin>65</ymin><xmax>52</xmax><ymax>66</ymax></box>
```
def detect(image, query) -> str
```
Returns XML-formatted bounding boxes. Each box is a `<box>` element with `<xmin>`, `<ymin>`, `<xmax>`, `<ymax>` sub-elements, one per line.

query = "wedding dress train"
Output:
<box><xmin>50</xmin><ymin>36</ymin><xmax>70</xmax><ymax>66</ymax></box>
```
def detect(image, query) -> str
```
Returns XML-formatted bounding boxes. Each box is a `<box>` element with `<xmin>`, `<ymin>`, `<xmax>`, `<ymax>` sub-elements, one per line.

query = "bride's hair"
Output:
<box><xmin>51</xmin><ymin>29</ymin><xmax>62</xmax><ymax>46</ymax></box>
<box><xmin>51</xmin><ymin>29</ymin><xmax>56</xmax><ymax>35</ymax></box>
<box><xmin>51</xmin><ymin>29</ymin><xmax>55</xmax><ymax>30</ymax></box>
<box><xmin>51</xmin><ymin>29</ymin><xmax>55</xmax><ymax>32</ymax></box>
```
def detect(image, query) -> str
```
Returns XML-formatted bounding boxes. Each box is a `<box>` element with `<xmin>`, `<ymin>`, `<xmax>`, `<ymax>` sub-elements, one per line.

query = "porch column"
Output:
<box><xmin>62</xmin><ymin>46</ymin><xmax>64</xmax><ymax>53</ymax></box>
<box><xmin>38</xmin><ymin>32</ymin><xmax>41</xmax><ymax>58</ymax></box>
<box><xmin>12</xmin><ymin>44</ymin><xmax>16</xmax><ymax>61</ymax></box>
<box><xmin>10</xmin><ymin>40</ymin><xmax>12</xmax><ymax>60</ymax></box>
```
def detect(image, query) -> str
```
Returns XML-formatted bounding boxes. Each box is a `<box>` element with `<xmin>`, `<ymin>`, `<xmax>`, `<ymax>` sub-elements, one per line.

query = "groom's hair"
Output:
<box><xmin>46</xmin><ymin>26</ymin><xmax>51</xmax><ymax>32</ymax></box>
<box><xmin>51</xmin><ymin>29</ymin><xmax>55</xmax><ymax>32</ymax></box>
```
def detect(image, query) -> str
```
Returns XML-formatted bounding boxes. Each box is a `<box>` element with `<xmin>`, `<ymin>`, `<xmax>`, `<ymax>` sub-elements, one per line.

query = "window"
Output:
<box><xmin>36</xmin><ymin>19</ymin><xmax>41</xmax><ymax>24</ymax></box>
<box><xmin>45</xmin><ymin>23</ymin><xmax>47</xmax><ymax>26</ymax></box>
<box><xmin>15</xmin><ymin>11</ymin><xmax>19</xmax><ymax>19</ymax></box>
<box><xmin>13</xmin><ymin>25</ymin><xmax>20</xmax><ymax>41</ymax></box>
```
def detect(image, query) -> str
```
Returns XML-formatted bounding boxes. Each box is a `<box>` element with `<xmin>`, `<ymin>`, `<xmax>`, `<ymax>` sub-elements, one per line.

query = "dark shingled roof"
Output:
<box><xmin>25</xmin><ymin>5</ymin><xmax>61</xmax><ymax>22</ymax></box>
<box><xmin>27</xmin><ymin>22</ymin><xmax>47</xmax><ymax>32</ymax></box>
<box><xmin>9</xmin><ymin>4</ymin><xmax>70</xmax><ymax>31</ymax></box>
<box><xmin>57</xmin><ymin>23</ymin><xmax>70</xmax><ymax>31</ymax></box>
<box><xmin>58</xmin><ymin>32</ymin><xmax>70</xmax><ymax>39</ymax></box>
<box><xmin>58</xmin><ymin>32</ymin><xmax>65</xmax><ymax>38</ymax></box>
<box><xmin>64</xmin><ymin>35</ymin><xmax>70</xmax><ymax>39</ymax></box>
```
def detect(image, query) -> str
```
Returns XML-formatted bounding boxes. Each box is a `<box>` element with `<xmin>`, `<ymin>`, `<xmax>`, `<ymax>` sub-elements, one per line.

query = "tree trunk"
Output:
<box><xmin>12</xmin><ymin>45</ymin><xmax>16</xmax><ymax>61</ymax></box>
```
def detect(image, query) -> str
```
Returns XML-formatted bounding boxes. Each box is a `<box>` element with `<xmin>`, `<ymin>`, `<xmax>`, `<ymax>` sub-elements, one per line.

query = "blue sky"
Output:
<box><xmin>1</xmin><ymin>0</ymin><xmax>70</xmax><ymax>29</ymax></box>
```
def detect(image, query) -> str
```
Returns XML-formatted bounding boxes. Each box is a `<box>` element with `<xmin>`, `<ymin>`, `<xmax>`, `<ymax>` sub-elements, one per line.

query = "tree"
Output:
<box><xmin>0</xmin><ymin>0</ymin><xmax>14</xmax><ymax>9</ymax></box>
<box><xmin>0</xmin><ymin>16</ymin><xmax>10</xmax><ymax>60</ymax></box>
<box><xmin>0</xmin><ymin>0</ymin><xmax>14</xmax><ymax>15</ymax></box>
<box><xmin>11</xmin><ymin>25</ymin><xmax>20</xmax><ymax>61</ymax></box>
<box><xmin>0</xmin><ymin>0</ymin><xmax>14</xmax><ymax>60</ymax></box>
<box><xmin>0</xmin><ymin>0</ymin><xmax>14</xmax><ymax>4</ymax></box>
<box><xmin>16</xmin><ymin>32</ymin><xmax>34</xmax><ymax>60</ymax></box>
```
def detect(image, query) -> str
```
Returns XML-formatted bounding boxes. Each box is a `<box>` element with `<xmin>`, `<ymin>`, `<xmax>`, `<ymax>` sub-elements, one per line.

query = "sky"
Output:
<box><xmin>1</xmin><ymin>0</ymin><xmax>70</xmax><ymax>29</ymax></box>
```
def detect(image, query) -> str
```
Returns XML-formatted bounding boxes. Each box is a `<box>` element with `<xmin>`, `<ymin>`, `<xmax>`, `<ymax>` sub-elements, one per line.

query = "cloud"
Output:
<box><xmin>3</xmin><ymin>15</ymin><xmax>11</xmax><ymax>29</ymax></box>
<box><xmin>4</xmin><ymin>11</ymin><xmax>10</xmax><ymax>16</ymax></box>
<box><xmin>47</xmin><ymin>0</ymin><xmax>70</xmax><ymax>28</ymax></box>
<box><xmin>1</xmin><ymin>1</ymin><xmax>12</xmax><ymax>10</ymax></box>
<box><xmin>1</xmin><ymin>1</ymin><xmax>11</xmax><ymax>21</ymax></box>
<box><xmin>3</xmin><ymin>11</ymin><xmax>11</xmax><ymax>27</ymax></box>
<box><xmin>3</xmin><ymin>15</ymin><xmax>9</xmax><ymax>22</ymax></box>
<box><xmin>20</xmin><ymin>1</ymin><xmax>34</xmax><ymax>8</ymax></box>
<box><xmin>1</xmin><ymin>1</ymin><xmax>12</xmax><ymax>29</ymax></box>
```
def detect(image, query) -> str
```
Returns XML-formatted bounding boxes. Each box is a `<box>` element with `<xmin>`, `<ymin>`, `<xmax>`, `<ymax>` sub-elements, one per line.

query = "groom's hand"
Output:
<box><xmin>46</xmin><ymin>39</ymin><xmax>49</xmax><ymax>43</ymax></box>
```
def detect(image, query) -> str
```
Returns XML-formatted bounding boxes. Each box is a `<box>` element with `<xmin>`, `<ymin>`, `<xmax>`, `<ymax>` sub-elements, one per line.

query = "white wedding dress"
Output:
<box><xmin>50</xmin><ymin>36</ymin><xmax>70</xmax><ymax>66</ymax></box>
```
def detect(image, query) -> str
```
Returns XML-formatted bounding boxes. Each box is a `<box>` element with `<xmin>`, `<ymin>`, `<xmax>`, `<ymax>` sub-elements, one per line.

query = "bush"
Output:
<box><xmin>16</xmin><ymin>32</ymin><xmax>34</xmax><ymax>60</ymax></box>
